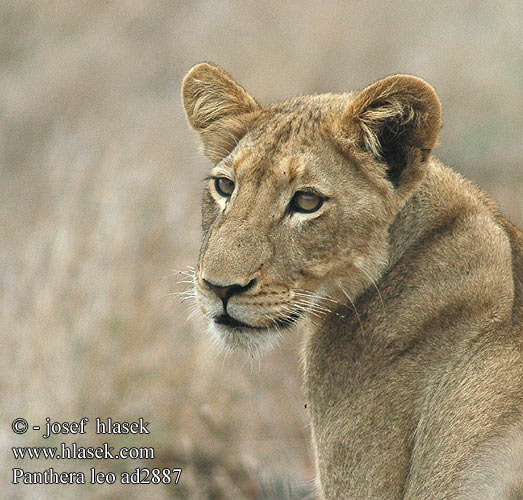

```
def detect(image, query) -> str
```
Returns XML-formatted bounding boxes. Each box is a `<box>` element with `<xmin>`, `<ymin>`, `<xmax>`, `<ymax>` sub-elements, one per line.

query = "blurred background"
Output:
<box><xmin>1</xmin><ymin>1</ymin><xmax>521</xmax><ymax>499</ymax></box>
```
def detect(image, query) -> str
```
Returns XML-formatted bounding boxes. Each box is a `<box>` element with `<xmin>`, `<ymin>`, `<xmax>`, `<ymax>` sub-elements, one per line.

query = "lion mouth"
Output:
<box><xmin>214</xmin><ymin>314</ymin><xmax>255</xmax><ymax>329</ymax></box>
<box><xmin>213</xmin><ymin>311</ymin><xmax>301</xmax><ymax>330</ymax></box>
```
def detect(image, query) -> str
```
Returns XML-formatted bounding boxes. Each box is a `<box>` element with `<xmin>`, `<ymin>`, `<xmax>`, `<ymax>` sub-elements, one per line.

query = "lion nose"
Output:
<box><xmin>203</xmin><ymin>278</ymin><xmax>256</xmax><ymax>305</ymax></box>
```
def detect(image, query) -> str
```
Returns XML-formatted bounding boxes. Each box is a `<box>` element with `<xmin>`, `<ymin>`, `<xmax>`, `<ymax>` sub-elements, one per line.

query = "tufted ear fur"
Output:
<box><xmin>334</xmin><ymin>75</ymin><xmax>442</xmax><ymax>193</ymax></box>
<box><xmin>182</xmin><ymin>63</ymin><xmax>261</xmax><ymax>163</ymax></box>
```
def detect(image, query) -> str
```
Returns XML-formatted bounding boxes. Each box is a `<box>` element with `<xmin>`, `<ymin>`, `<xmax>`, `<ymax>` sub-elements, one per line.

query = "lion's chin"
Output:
<box><xmin>207</xmin><ymin>320</ymin><xmax>282</xmax><ymax>355</ymax></box>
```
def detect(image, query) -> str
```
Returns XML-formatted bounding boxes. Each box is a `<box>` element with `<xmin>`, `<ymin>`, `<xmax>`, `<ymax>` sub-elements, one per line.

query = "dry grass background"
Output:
<box><xmin>1</xmin><ymin>1</ymin><xmax>521</xmax><ymax>499</ymax></box>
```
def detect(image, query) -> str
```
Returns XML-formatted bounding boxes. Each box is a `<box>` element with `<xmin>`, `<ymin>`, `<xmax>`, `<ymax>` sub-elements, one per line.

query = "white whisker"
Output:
<box><xmin>355</xmin><ymin>263</ymin><xmax>386</xmax><ymax>317</ymax></box>
<box><xmin>339</xmin><ymin>285</ymin><xmax>365</xmax><ymax>335</ymax></box>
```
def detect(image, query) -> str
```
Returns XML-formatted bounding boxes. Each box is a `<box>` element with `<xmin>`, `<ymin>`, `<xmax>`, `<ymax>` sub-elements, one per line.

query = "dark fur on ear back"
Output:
<box><xmin>336</xmin><ymin>75</ymin><xmax>442</xmax><ymax>191</ymax></box>
<box><xmin>182</xmin><ymin>63</ymin><xmax>260</xmax><ymax>163</ymax></box>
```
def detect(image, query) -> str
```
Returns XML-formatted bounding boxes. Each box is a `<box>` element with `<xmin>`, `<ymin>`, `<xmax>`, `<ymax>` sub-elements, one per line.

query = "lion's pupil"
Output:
<box><xmin>296</xmin><ymin>192</ymin><xmax>321</xmax><ymax>212</ymax></box>
<box><xmin>216</xmin><ymin>177</ymin><xmax>234</xmax><ymax>196</ymax></box>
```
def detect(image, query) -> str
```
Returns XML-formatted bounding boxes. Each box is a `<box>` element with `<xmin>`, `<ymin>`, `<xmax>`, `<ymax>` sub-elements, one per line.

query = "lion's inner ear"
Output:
<box><xmin>182</xmin><ymin>63</ymin><xmax>261</xmax><ymax>163</ymax></box>
<box><xmin>338</xmin><ymin>75</ymin><xmax>442</xmax><ymax>189</ymax></box>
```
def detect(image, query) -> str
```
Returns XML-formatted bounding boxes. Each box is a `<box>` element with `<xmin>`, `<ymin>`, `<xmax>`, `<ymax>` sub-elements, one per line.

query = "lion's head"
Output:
<box><xmin>182</xmin><ymin>63</ymin><xmax>441</xmax><ymax>352</ymax></box>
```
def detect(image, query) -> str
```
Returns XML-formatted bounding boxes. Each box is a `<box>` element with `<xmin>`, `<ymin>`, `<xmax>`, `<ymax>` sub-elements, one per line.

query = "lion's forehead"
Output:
<box><xmin>219</xmin><ymin>96</ymin><xmax>353</xmax><ymax>194</ymax></box>
<box><xmin>229</xmin><ymin>141</ymin><xmax>336</xmax><ymax>193</ymax></box>
<box><xmin>232</xmin><ymin>150</ymin><xmax>305</xmax><ymax>185</ymax></box>
<box><xmin>235</xmin><ymin>93</ymin><xmax>349</xmax><ymax>158</ymax></box>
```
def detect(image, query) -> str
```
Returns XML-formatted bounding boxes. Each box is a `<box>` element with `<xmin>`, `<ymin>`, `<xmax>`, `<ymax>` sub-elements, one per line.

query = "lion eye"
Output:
<box><xmin>214</xmin><ymin>177</ymin><xmax>235</xmax><ymax>197</ymax></box>
<box><xmin>291</xmin><ymin>191</ymin><xmax>324</xmax><ymax>213</ymax></box>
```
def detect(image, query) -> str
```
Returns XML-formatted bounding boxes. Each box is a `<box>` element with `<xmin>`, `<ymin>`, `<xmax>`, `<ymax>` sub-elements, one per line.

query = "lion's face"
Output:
<box><xmin>182</xmin><ymin>64</ymin><xmax>441</xmax><ymax>352</ymax></box>
<box><xmin>195</xmin><ymin>133</ymin><xmax>390</xmax><ymax>351</ymax></box>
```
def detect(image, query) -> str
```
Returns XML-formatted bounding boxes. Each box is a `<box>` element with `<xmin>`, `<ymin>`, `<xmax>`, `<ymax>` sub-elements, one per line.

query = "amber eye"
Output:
<box><xmin>291</xmin><ymin>191</ymin><xmax>324</xmax><ymax>213</ymax></box>
<box><xmin>214</xmin><ymin>177</ymin><xmax>235</xmax><ymax>197</ymax></box>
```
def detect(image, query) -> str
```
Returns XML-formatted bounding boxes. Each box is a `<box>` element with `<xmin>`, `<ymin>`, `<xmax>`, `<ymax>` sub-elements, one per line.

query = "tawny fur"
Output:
<box><xmin>182</xmin><ymin>62</ymin><xmax>523</xmax><ymax>499</ymax></box>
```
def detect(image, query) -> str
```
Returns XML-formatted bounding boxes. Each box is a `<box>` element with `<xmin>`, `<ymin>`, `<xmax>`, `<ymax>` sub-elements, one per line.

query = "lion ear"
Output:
<box><xmin>182</xmin><ymin>63</ymin><xmax>261</xmax><ymax>163</ymax></box>
<box><xmin>335</xmin><ymin>75</ymin><xmax>442</xmax><ymax>190</ymax></box>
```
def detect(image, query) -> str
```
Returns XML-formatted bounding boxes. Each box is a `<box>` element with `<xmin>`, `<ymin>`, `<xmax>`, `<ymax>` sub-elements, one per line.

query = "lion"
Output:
<box><xmin>181</xmin><ymin>63</ymin><xmax>523</xmax><ymax>499</ymax></box>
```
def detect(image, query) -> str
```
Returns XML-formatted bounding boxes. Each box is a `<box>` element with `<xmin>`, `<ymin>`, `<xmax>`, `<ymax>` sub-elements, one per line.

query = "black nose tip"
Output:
<box><xmin>203</xmin><ymin>278</ymin><xmax>255</xmax><ymax>303</ymax></box>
